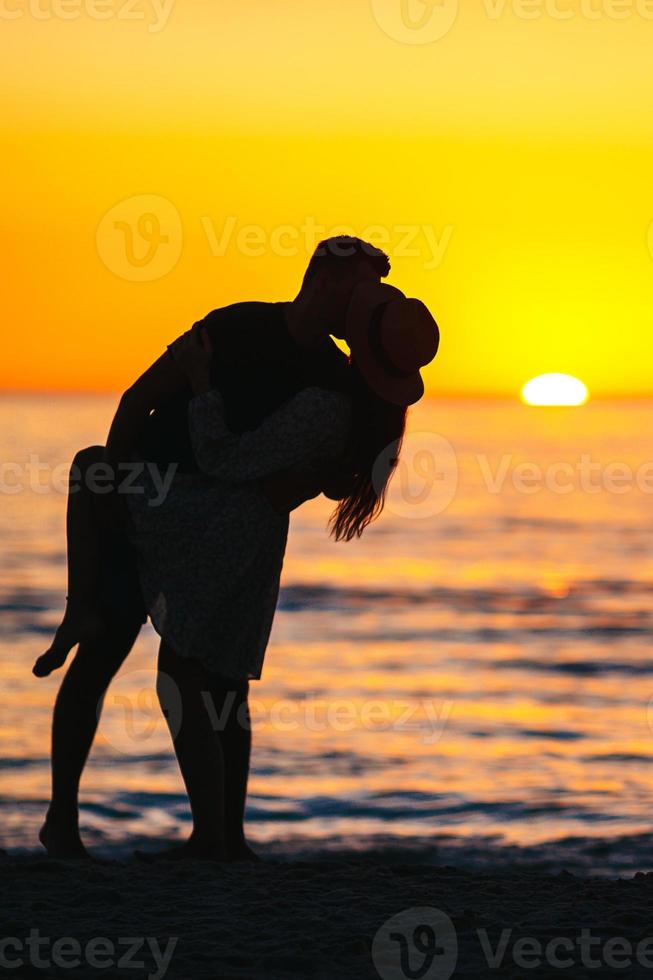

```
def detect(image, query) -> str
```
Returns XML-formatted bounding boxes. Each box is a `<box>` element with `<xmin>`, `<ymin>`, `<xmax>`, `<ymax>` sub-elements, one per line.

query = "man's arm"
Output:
<box><xmin>104</xmin><ymin>349</ymin><xmax>187</xmax><ymax>466</ymax></box>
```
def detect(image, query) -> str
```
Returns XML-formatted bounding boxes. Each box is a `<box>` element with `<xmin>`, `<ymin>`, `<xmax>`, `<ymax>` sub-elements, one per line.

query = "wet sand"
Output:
<box><xmin>4</xmin><ymin>853</ymin><xmax>653</xmax><ymax>978</ymax></box>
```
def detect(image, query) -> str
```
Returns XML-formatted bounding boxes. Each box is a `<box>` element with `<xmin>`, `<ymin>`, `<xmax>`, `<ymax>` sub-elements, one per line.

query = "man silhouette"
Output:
<box><xmin>36</xmin><ymin>236</ymin><xmax>392</xmax><ymax>858</ymax></box>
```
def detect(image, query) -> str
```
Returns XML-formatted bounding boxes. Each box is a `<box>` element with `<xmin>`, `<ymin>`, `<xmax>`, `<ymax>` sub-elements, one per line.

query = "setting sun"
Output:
<box><xmin>521</xmin><ymin>374</ymin><xmax>589</xmax><ymax>407</ymax></box>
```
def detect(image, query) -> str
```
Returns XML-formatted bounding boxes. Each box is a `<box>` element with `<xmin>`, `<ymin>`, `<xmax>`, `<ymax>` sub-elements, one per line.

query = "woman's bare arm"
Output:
<box><xmin>104</xmin><ymin>350</ymin><xmax>187</xmax><ymax>466</ymax></box>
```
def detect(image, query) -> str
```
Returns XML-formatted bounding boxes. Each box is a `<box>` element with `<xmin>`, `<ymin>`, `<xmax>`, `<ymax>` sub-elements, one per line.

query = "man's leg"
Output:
<box><xmin>40</xmin><ymin>617</ymin><xmax>142</xmax><ymax>858</ymax></box>
<box><xmin>149</xmin><ymin>641</ymin><xmax>228</xmax><ymax>860</ymax></box>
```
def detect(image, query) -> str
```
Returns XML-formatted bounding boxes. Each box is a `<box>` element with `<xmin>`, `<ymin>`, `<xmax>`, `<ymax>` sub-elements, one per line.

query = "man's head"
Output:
<box><xmin>297</xmin><ymin>236</ymin><xmax>391</xmax><ymax>339</ymax></box>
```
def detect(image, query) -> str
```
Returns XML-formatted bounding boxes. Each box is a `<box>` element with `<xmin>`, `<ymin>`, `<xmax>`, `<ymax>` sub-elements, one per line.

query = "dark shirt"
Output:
<box><xmin>140</xmin><ymin>302</ymin><xmax>351</xmax><ymax>473</ymax></box>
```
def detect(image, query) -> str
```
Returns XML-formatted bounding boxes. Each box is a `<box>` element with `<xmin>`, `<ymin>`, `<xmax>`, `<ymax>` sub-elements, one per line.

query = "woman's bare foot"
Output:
<box><xmin>39</xmin><ymin>812</ymin><xmax>90</xmax><ymax>860</ymax></box>
<box><xmin>33</xmin><ymin>607</ymin><xmax>104</xmax><ymax>678</ymax></box>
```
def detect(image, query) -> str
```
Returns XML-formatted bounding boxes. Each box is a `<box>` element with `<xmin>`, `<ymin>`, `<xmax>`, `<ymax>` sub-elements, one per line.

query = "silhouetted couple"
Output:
<box><xmin>33</xmin><ymin>236</ymin><xmax>439</xmax><ymax>860</ymax></box>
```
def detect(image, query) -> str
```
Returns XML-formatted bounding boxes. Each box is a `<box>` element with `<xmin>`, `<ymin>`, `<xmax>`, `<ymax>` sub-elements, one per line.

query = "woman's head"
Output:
<box><xmin>330</xmin><ymin>364</ymin><xmax>407</xmax><ymax>542</ymax></box>
<box><xmin>330</xmin><ymin>284</ymin><xmax>439</xmax><ymax>540</ymax></box>
<box><xmin>346</xmin><ymin>284</ymin><xmax>440</xmax><ymax>408</ymax></box>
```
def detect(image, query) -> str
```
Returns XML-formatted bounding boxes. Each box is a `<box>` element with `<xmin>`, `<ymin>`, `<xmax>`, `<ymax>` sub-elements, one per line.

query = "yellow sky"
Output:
<box><xmin>3</xmin><ymin>0</ymin><xmax>653</xmax><ymax>395</ymax></box>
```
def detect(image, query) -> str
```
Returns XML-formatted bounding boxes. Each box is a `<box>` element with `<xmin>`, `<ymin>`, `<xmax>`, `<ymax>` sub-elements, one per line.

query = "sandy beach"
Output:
<box><xmin>4</xmin><ymin>849</ymin><xmax>653</xmax><ymax>979</ymax></box>
<box><xmin>5</xmin><ymin>405</ymin><xmax>653</xmax><ymax>979</ymax></box>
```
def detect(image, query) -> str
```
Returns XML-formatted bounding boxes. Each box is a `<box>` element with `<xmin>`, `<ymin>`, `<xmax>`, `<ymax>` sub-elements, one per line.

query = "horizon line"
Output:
<box><xmin>2</xmin><ymin>388</ymin><xmax>653</xmax><ymax>403</ymax></box>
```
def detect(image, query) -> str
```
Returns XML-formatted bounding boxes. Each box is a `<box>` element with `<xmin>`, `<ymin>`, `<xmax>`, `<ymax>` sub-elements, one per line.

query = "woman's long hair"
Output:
<box><xmin>330</xmin><ymin>364</ymin><xmax>407</xmax><ymax>542</ymax></box>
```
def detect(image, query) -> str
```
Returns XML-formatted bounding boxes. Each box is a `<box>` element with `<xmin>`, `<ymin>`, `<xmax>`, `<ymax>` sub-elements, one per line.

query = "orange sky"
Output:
<box><xmin>3</xmin><ymin>0</ymin><xmax>653</xmax><ymax>396</ymax></box>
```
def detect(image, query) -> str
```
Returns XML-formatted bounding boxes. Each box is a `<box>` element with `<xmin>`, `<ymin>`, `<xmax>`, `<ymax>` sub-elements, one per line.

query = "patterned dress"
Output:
<box><xmin>127</xmin><ymin>385</ymin><xmax>352</xmax><ymax>680</ymax></box>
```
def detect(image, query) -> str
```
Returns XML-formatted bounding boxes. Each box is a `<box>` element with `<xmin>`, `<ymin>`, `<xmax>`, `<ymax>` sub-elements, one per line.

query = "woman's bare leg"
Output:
<box><xmin>39</xmin><ymin>617</ymin><xmax>142</xmax><ymax>858</ymax></box>
<box><xmin>33</xmin><ymin>446</ymin><xmax>107</xmax><ymax>678</ymax></box>
<box><xmin>151</xmin><ymin>641</ymin><xmax>228</xmax><ymax>860</ymax></box>
<box><xmin>207</xmin><ymin>679</ymin><xmax>259</xmax><ymax>861</ymax></box>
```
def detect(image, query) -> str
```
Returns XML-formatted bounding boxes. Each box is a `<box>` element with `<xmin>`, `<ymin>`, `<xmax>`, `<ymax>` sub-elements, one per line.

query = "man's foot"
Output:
<box><xmin>39</xmin><ymin>814</ymin><xmax>90</xmax><ymax>860</ymax></box>
<box><xmin>135</xmin><ymin>837</ymin><xmax>227</xmax><ymax>863</ymax></box>
<box><xmin>227</xmin><ymin>840</ymin><xmax>263</xmax><ymax>863</ymax></box>
<box><xmin>33</xmin><ymin>608</ymin><xmax>104</xmax><ymax>678</ymax></box>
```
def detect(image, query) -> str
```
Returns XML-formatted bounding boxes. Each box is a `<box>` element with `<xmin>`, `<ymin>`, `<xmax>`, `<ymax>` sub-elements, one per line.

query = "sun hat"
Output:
<box><xmin>345</xmin><ymin>280</ymin><xmax>440</xmax><ymax>406</ymax></box>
